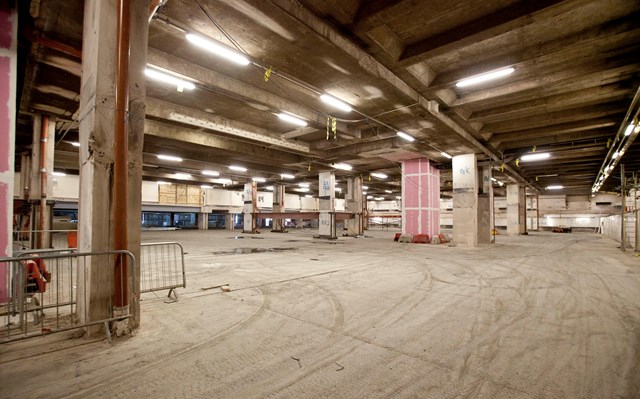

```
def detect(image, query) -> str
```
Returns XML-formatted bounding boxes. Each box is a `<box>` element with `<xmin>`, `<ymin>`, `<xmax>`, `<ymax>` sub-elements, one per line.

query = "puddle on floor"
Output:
<box><xmin>213</xmin><ymin>247</ymin><xmax>297</xmax><ymax>255</ymax></box>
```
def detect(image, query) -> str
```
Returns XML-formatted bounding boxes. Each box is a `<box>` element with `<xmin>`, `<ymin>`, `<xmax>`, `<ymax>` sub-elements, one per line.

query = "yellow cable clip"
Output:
<box><xmin>308</xmin><ymin>163</ymin><xmax>311</xmax><ymax>171</ymax></box>
<box><xmin>532</xmin><ymin>145</ymin><xmax>536</xmax><ymax>152</ymax></box>
<box><xmin>607</xmin><ymin>138</ymin><xmax>611</xmax><ymax>148</ymax></box>
<box><xmin>516</xmin><ymin>159</ymin><xmax>520</xmax><ymax>168</ymax></box>
<box><xmin>536</xmin><ymin>176</ymin><xmax>539</xmax><ymax>182</ymax></box>
<box><xmin>332</xmin><ymin>117</ymin><xmax>337</xmax><ymax>140</ymax></box>
<box><xmin>326</xmin><ymin>116</ymin><xmax>330</xmax><ymax>140</ymax></box>
<box><xmin>501</xmin><ymin>163</ymin><xmax>505</xmax><ymax>172</ymax></box>
<box><xmin>263</xmin><ymin>66</ymin><xmax>272</xmax><ymax>82</ymax></box>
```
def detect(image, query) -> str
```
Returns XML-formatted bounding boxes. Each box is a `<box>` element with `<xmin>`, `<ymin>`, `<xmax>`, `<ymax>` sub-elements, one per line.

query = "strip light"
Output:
<box><xmin>320</xmin><ymin>94</ymin><xmax>352</xmax><ymax>112</ymax></box>
<box><xmin>278</xmin><ymin>113</ymin><xmax>307</xmax><ymax>127</ymax></box>
<box><xmin>624</xmin><ymin>123</ymin><xmax>635</xmax><ymax>136</ymax></box>
<box><xmin>71</xmin><ymin>142</ymin><xmax>80</xmax><ymax>147</ymax></box>
<box><xmin>280</xmin><ymin>173</ymin><xmax>295</xmax><ymax>179</ymax></box>
<box><xmin>145</xmin><ymin>67</ymin><xmax>195</xmax><ymax>92</ymax></box>
<box><xmin>157</xmin><ymin>154</ymin><xmax>183</xmax><ymax>162</ymax></box>
<box><xmin>547</xmin><ymin>185</ymin><xmax>563</xmax><ymax>190</ymax></box>
<box><xmin>52</xmin><ymin>171</ymin><xmax>66</xmax><ymax>177</ymax></box>
<box><xmin>229</xmin><ymin>165</ymin><xmax>247</xmax><ymax>172</ymax></box>
<box><xmin>332</xmin><ymin>163</ymin><xmax>352</xmax><ymax>171</ymax></box>
<box><xmin>520</xmin><ymin>152</ymin><xmax>550</xmax><ymax>162</ymax></box>
<box><xmin>185</xmin><ymin>33</ymin><xmax>250</xmax><ymax>65</ymax></box>
<box><xmin>252</xmin><ymin>177</ymin><xmax>266</xmax><ymax>183</ymax></box>
<box><xmin>456</xmin><ymin>67</ymin><xmax>515</xmax><ymax>88</ymax></box>
<box><xmin>371</xmin><ymin>172</ymin><xmax>387</xmax><ymax>179</ymax></box>
<box><xmin>174</xmin><ymin>173</ymin><xmax>191</xmax><ymax>180</ymax></box>
<box><xmin>397</xmin><ymin>131</ymin><xmax>415</xmax><ymax>142</ymax></box>
<box><xmin>441</xmin><ymin>152</ymin><xmax>453</xmax><ymax>159</ymax></box>
<box><xmin>202</xmin><ymin>170</ymin><xmax>219</xmax><ymax>176</ymax></box>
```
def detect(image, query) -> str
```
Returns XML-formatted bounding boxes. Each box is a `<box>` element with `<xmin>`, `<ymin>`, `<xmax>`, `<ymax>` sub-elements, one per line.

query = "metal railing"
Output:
<box><xmin>0</xmin><ymin>250</ymin><xmax>136</xmax><ymax>343</ymax></box>
<box><xmin>140</xmin><ymin>242</ymin><xmax>186</xmax><ymax>300</ymax></box>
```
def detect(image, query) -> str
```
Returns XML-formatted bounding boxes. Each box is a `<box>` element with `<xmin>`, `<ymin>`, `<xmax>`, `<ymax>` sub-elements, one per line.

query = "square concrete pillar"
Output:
<box><xmin>226</xmin><ymin>213</ymin><xmax>234</xmax><ymax>230</ymax></box>
<box><xmin>0</xmin><ymin>3</ymin><xmax>17</xmax><ymax>302</ymax></box>
<box><xmin>507</xmin><ymin>184</ymin><xmax>526</xmax><ymax>235</ymax></box>
<box><xmin>453</xmin><ymin>154</ymin><xmax>478</xmax><ymax>246</ymax></box>
<box><xmin>243</xmin><ymin>182</ymin><xmax>257</xmax><ymax>233</ymax></box>
<box><xmin>198</xmin><ymin>213</ymin><xmax>208</xmax><ymax>230</ymax></box>
<box><xmin>318</xmin><ymin>171</ymin><xmax>336</xmax><ymax>238</ymax></box>
<box><xmin>272</xmin><ymin>184</ymin><xmax>285</xmax><ymax>232</ymax></box>
<box><xmin>401</xmin><ymin>158</ymin><xmax>440</xmax><ymax>238</ymax></box>
<box><xmin>30</xmin><ymin>115</ymin><xmax>55</xmax><ymax>248</ymax></box>
<box><xmin>478</xmin><ymin>166</ymin><xmax>493</xmax><ymax>244</ymax></box>
<box><xmin>345</xmin><ymin>176</ymin><xmax>364</xmax><ymax>236</ymax></box>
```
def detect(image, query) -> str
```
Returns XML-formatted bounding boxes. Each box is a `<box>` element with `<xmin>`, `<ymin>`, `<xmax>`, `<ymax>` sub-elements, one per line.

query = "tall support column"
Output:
<box><xmin>318</xmin><ymin>171</ymin><xmax>336</xmax><ymax>239</ymax></box>
<box><xmin>478</xmin><ymin>166</ymin><xmax>493</xmax><ymax>244</ymax></box>
<box><xmin>507</xmin><ymin>184</ymin><xmax>526</xmax><ymax>235</ymax></box>
<box><xmin>19</xmin><ymin>154</ymin><xmax>30</xmax><ymax>199</ymax></box>
<box><xmin>243</xmin><ymin>182</ymin><xmax>257</xmax><ymax>233</ymax></box>
<box><xmin>197</xmin><ymin>213</ymin><xmax>208</xmax><ymax>230</ymax></box>
<box><xmin>401</xmin><ymin>158</ymin><xmax>440</xmax><ymax>238</ymax></box>
<box><xmin>0</xmin><ymin>3</ymin><xmax>17</xmax><ymax>303</ymax></box>
<box><xmin>345</xmin><ymin>176</ymin><xmax>364</xmax><ymax>236</ymax></box>
<box><xmin>272</xmin><ymin>184</ymin><xmax>285</xmax><ymax>232</ymax></box>
<box><xmin>78</xmin><ymin>0</ymin><xmax>148</xmax><ymax>330</ymax></box>
<box><xmin>452</xmin><ymin>154</ymin><xmax>478</xmax><ymax>246</ymax></box>
<box><xmin>29</xmin><ymin>115</ymin><xmax>55</xmax><ymax>248</ymax></box>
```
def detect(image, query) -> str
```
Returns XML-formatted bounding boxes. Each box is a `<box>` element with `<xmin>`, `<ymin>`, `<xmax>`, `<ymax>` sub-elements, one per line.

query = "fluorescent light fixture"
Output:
<box><xmin>397</xmin><ymin>131</ymin><xmax>415</xmax><ymax>142</ymax></box>
<box><xmin>305</xmin><ymin>194</ymin><xmax>313</xmax><ymax>198</ymax></box>
<box><xmin>70</xmin><ymin>142</ymin><xmax>80</xmax><ymax>147</ymax></box>
<box><xmin>252</xmin><ymin>177</ymin><xmax>266</xmax><ymax>183</ymax></box>
<box><xmin>277</xmin><ymin>113</ymin><xmax>307</xmax><ymax>127</ymax></box>
<box><xmin>335</xmin><ymin>187</ymin><xmax>342</xmax><ymax>192</ymax></box>
<box><xmin>294</xmin><ymin>187</ymin><xmax>310</xmax><ymax>193</ymax></box>
<box><xmin>385</xmin><ymin>190</ymin><xmax>392</xmax><ymax>193</ymax></box>
<box><xmin>375</xmin><ymin>197</ymin><xmax>385</xmax><ymax>201</ymax></box>
<box><xmin>441</xmin><ymin>152</ymin><xmax>453</xmax><ymax>159</ymax></box>
<box><xmin>491</xmin><ymin>177</ymin><xmax>497</xmax><ymax>182</ymax></box>
<box><xmin>185</xmin><ymin>33</ymin><xmax>250</xmax><ymax>65</ymax></box>
<box><xmin>280</xmin><ymin>173</ymin><xmax>295</xmax><ymax>179</ymax></box>
<box><xmin>362</xmin><ymin>185</ymin><xmax>369</xmax><ymax>190</ymax></box>
<box><xmin>332</xmin><ymin>163</ymin><xmax>352</xmax><ymax>171</ymax></box>
<box><xmin>456</xmin><ymin>67</ymin><xmax>515</xmax><ymax>88</ymax></box>
<box><xmin>612</xmin><ymin>151</ymin><xmax>620</xmax><ymax>158</ymax></box>
<box><xmin>298</xmin><ymin>182</ymin><xmax>310</xmax><ymax>188</ymax></box>
<box><xmin>201</xmin><ymin>185</ymin><xmax>213</xmax><ymax>189</ymax></box>
<box><xmin>396</xmin><ymin>196</ymin><xmax>401</xmax><ymax>200</ymax></box>
<box><xmin>367</xmin><ymin>195</ymin><xmax>373</xmax><ymax>199</ymax></box>
<box><xmin>320</xmin><ymin>94</ymin><xmax>352</xmax><ymax>112</ymax></box>
<box><xmin>266</xmin><ymin>186</ymin><xmax>274</xmax><ymax>191</ymax></box>
<box><xmin>145</xmin><ymin>67</ymin><xmax>195</xmax><ymax>91</ymax></box>
<box><xmin>362</xmin><ymin>191</ymin><xmax>367</xmax><ymax>195</ymax></box>
<box><xmin>215</xmin><ymin>178</ymin><xmax>232</xmax><ymax>185</ymax></box>
<box><xmin>371</xmin><ymin>172</ymin><xmax>387</xmax><ymax>179</ymax></box>
<box><xmin>520</xmin><ymin>152</ymin><xmax>550</xmax><ymax>162</ymax></box>
<box><xmin>174</xmin><ymin>173</ymin><xmax>191</xmax><ymax>180</ymax></box>
<box><xmin>52</xmin><ymin>171</ymin><xmax>66</xmax><ymax>177</ymax></box>
<box><xmin>624</xmin><ymin>123</ymin><xmax>635</xmax><ymax>136</ymax></box>
<box><xmin>546</xmin><ymin>185</ymin><xmax>563</xmax><ymax>190</ymax></box>
<box><xmin>229</xmin><ymin>165</ymin><xmax>247</xmax><ymax>172</ymax></box>
<box><xmin>157</xmin><ymin>181</ymin><xmax>171</xmax><ymax>185</ymax></box>
<box><xmin>202</xmin><ymin>170</ymin><xmax>219</xmax><ymax>177</ymax></box>
<box><xmin>157</xmin><ymin>154</ymin><xmax>183</xmax><ymax>162</ymax></box>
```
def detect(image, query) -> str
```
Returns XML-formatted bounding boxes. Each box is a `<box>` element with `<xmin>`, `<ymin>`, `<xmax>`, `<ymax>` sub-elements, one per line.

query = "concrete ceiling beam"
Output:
<box><xmin>144</xmin><ymin>119</ymin><xmax>308</xmax><ymax>165</ymax></box>
<box><xmin>489</xmin><ymin>119</ymin><xmax>618</xmax><ymax>145</ymax></box>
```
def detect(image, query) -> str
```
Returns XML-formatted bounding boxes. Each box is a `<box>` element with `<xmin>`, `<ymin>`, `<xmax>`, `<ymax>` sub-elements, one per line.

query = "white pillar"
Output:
<box><xmin>507</xmin><ymin>184</ymin><xmax>526</xmax><ymax>235</ymax></box>
<box><xmin>345</xmin><ymin>176</ymin><xmax>364</xmax><ymax>236</ymax></box>
<box><xmin>318</xmin><ymin>171</ymin><xmax>336</xmax><ymax>239</ymax></box>
<box><xmin>198</xmin><ymin>213</ymin><xmax>208</xmax><ymax>230</ymax></box>
<box><xmin>478</xmin><ymin>166</ymin><xmax>493</xmax><ymax>244</ymax></box>
<box><xmin>453</xmin><ymin>154</ymin><xmax>478</xmax><ymax>246</ymax></box>
<box><xmin>272</xmin><ymin>184</ymin><xmax>285</xmax><ymax>232</ymax></box>
<box><xmin>242</xmin><ymin>182</ymin><xmax>257</xmax><ymax>233</ymax></box>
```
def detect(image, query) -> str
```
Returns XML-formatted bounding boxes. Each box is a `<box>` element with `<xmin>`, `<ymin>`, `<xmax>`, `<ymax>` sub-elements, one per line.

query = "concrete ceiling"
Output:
<box><xmin>16</xmin><ymin>0</ymin><xmax>640</xmax><ymax>198</ymax></box>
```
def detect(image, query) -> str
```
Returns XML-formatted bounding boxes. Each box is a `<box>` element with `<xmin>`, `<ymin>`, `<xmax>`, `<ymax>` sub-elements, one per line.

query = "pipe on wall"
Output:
<box><xmin>38</xmin><ymin>115</ymin><xmax>49</xmax><ymax>249</ymax></box>
<box><xmin>114</xmin><ymin>0</ymin><xmax>130</xmax><ymax>308</ymax></box>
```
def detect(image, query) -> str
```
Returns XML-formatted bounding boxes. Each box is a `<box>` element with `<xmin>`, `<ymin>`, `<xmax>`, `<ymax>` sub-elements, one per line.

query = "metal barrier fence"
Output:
<box><xmin>140</xmin><ymin>242</ymin><xmax>186</xmax><ymax>300</ymax></box>
<box><xmin>0</xmin><ymin>250</ymin><xmax>136</xmax><ymax>343</ymax></box>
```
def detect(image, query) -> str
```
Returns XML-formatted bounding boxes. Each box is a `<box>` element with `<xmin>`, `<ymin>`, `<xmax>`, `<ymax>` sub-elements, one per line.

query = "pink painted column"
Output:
<box><xmin>402</xmin><ymin>158</ymin><xmax>440</xmax><ymax>237</ymax></box>
<box><xmin>0</xmin><ymin>4</ymin><xmax>17</xmax><ymax>302</ymax></box>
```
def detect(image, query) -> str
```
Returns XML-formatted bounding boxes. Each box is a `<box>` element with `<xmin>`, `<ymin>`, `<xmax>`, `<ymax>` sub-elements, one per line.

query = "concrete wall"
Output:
<box><xmin>601</xmin><ymin>213</ymin><xmax>638</xmax><ymax>250</ymax></box>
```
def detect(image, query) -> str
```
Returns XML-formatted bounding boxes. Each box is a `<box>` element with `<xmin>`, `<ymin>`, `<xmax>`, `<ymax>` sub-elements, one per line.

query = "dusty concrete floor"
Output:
<box><xmin>1</xmin><ymin>229</ymin><xmax>639</xmax><ymax>398</ymax></box>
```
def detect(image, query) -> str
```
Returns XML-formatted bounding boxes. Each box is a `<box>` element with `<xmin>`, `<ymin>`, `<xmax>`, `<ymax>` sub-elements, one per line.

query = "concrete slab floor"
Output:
<box><xmin>1</xmin><ymin>229</ymin><xmax>639</xmax><ymax>398</ymax></box>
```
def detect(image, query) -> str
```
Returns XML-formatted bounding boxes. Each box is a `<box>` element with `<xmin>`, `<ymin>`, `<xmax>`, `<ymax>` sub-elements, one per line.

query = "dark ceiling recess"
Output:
<box><xmin>15</xmin><ymin>0</ymin><xmax>640</xmax><ymax>197</ymax></box>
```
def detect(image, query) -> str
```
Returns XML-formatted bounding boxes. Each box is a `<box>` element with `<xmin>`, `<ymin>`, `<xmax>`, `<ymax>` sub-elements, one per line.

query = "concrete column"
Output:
<box><xmin>29</xmin><ymin>115</ymin><xmax>55</xmax><ymax>248</ymax></box>
<box><xmin>19</xmin><ymin>154</ymin><xmax>30</xmax><ymax>199</ymax></box>
<box><xmin>478</xmin><ymin>166</ymin><xmax>493</xmax><ymax>244</ymax></box>
<box><xmin>318</xmin><ymin>171</ymin><xmax>336</xmax><ymax>239</ymax></box>
<box><xmin>198</xmin><ymin>213</ymin><xmax>208</xmax><ymax>230</ymax></box>
<box><xmin>77</xmin><ymin>0</ymin><xmax>148</xmax><ymax>329</ymax></box>
<box><xmin>272</xmin><ymin>184</ymin><xmax>285</xmax><ymax>232</ymax></box>
<box><xmin>402</xmin><ymin>158</ymin><xmax>440</xmax><ymax>238</ymax></box>
<box><xmin>0</xmin><ymin>3</ymin><xmax>17</xmax><ymax>303</ymax></box>
<box><xmin>242</xmin><ymin>182</ymin><xmax>257</xmax><ymax>233</ymax></box>
<box><xmin>507</xmin><ymin>184</ymin><xmax>526</xmax><ymax>235</ymax></box>
<box><xmin>453</xmin><ymin>154</ymin><xmax>478</xmax><ymax>246</ymax></box>
<box><xmin>225</xmin><ymin>213</ymin><xmax>234</xmax><ymax>230</ymax></box>
<box><xmin>345</xmin><ymin>176</ymin><xmax>364</xmax><ymax>236</ymax></box>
